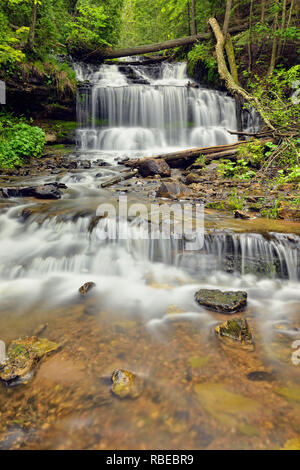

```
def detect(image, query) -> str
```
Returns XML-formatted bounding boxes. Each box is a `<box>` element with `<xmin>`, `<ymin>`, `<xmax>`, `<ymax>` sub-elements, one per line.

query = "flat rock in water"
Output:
<box><xmin>137</xmin><ymin>159</ymin><xmax>171</xmax><ymax>178</ymax></box>
<box><xmin>79</xmin><ymin>281</ymin><xmax>96</xmax><ymax>296</ymax></box>
<box><xmin>0</xmin><ymin>183</ymin><xmax>64</xmax><ymax>200</ymax></box>
<box><xmin>0</xmin><ymin>337</ymin><xmax>60</xmax><ymax>386</ymax></box>
<box><xmin>156</xmin><ymin>182</ymin><xmax>191</xmax><ymax>199</ymax></box>
<box><xmin>215</xmin><ymin>318</ymin><xmax>253</xmax><ymax>346</ymax></box>
<box><xmin>195</xmin><ymin>288</ymin><xmax>247</xmax><ymax>314</ymax></box>
<box><xmin>111</xmin><ymin>369</ymin><xmax>144</xmax><ymax>399</ymax></box>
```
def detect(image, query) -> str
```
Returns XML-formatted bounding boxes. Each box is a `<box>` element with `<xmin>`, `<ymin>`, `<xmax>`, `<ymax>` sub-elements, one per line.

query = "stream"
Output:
<box><xmin>0</xmin><ymin>60</ymin><xmax>299</xmax><ymax>450</ymax></box>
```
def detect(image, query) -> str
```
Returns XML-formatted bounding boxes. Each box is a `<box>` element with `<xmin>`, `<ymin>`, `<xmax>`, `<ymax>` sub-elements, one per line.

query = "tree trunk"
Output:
<box><xmin>125</xmin><ymin>140</ymin><xmax>274</xmax><ymax>169</ymax></box>
<box><xmin>261</xmin><ymin>0</ymin><xmax>266</xmax><ymax>23</ymax></box>
<box><xmin>223</xmin><ymin>0</ymin><xmax>232</xmax><ymax>39</ymax></box>
<box><xmin>225</xmin><ymin>33</ymin><xmax>239</xmax><ymax>85</ymax></box>
<box><xmin>248</xmin><ymin>0</ymin><xmax>254</xmax><ymax>73</ymax></box>
<box><xmin>268</xmin><ymin>0</ymin><xmax>279</xmax><ymax>77</ymax></box>
<box><xmin>277</xmin><ymin>0</ymin><xmax>287</xmax><ymax>58</ymax></box>
<box><xmin>207</xmin><ymin>17</ymin><xmax>275</xmax><ymax>131</ymax></box>
<box><xmin>282</xmin><ymin>0</ymin><xmax>295</xmax><ymax>53</ymax></box>
<box><xmin>93</xmin><ymin>24</ymin><xmax>248</xmax><ymax>60</ymax></box>
<box><xmin>28</xmin><ymin>0</ymin><xmax>38</xmax><ymax>50</ymax></box>
<box><xmin>190</xmin><ymin>0</ymin><xmax>197</xmax><ymax>36</ymax></box>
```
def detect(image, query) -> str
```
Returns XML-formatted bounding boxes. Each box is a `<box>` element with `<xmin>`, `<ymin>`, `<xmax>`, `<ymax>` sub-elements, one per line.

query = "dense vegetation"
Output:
<box><xmin>0</xmin><ymin>0</ymin><xmax>299</xmax><ymax>189</ymax></box>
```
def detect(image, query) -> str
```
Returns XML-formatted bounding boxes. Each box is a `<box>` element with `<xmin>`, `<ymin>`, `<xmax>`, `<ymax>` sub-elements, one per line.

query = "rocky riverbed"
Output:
<box><xmin>0</xmin><ymin>142</ymin><xmax>299</xmax><ymax>450</ymax></box>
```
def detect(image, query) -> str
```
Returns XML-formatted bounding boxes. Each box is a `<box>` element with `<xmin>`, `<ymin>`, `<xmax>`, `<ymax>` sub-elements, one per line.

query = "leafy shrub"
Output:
<box><xmin>217</xmin><ymin>158</ymin><xmax>256</xmax><ymax>180</ymax></box>
<box><xmin>188</xmin><ymin>41</ymin><xmax>217</xmax><ymax>83</ymax></box>
<box><xmin>66</xmin><ymin>2</ymin><xmax>110</xmax><ymax>54</ymax></box>
<box><xmin>0</xmin><ymin>121</ymin><xmax>45</xmax><ymax>169</ymax></box>
<box><xmin>228</xmin><ymin>190</ymin><xmax>245</xmax><ymax>211</ymax></box>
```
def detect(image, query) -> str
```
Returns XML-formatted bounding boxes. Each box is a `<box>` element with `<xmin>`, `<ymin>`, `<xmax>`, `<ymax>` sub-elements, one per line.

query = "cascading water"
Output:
<box><xmin>76</xmin><ymin>61</ymin><xmax>243</xmax><ymax>153</ymax></box>
<box><xmin>0</xmin><ymin>59</ymin><xmax>299</xmax><ymax>450</ymax></box>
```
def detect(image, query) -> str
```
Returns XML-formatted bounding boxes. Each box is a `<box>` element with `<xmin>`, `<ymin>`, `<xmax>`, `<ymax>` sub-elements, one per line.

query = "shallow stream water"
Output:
<box><xmin>0</xmin><ymin>61</ymin><xmax>299</xmax><ymax>450</ymax></box>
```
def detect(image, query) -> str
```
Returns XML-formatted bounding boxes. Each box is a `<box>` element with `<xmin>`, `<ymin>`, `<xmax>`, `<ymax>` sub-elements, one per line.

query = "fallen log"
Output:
<box><xmin>124</xmin><ymin>139</ymin><xmax>274</xmax><ymax>169</ymax></box>
<box><xmin>90</xmin><ymin>25</ymin><xmax>248</xmax><ymax>60</ymax></box>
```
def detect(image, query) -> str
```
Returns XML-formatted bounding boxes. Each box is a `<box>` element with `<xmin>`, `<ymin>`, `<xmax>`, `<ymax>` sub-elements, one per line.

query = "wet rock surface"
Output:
<box><xmin>137</xmin><ymin>159</ymin><xmax>171</xmax><ymax>178</ymax></box>
<box><xmin>195</xmin><ymin>289</ymin><xmax>248</xmax><ymax>314</ymax></box>
<box><xmin>79</xmin><ymin>282</ymin><xmax>96</xmax><ymax>297</ymax></box>
<box><xmin>0</xmin><ymin>337</ymin><xmax>60</xmax><ymax>386</ymax></box>
<box><xmin>215</xmin><ymin>318</ymin><xmax>253</xmax><ymax>346</ymax></box>
<box><xmin>111</xmin><ymin>369</ymin><xmax>144</xmax><ymax>399</ymax></box>
<box><xmin>1</xmin><ymin>183</ymin><xmax>66</xmax><ymax>200</ymax></box>
<box><xmin>156</xmin><ymin>182</ymin><xmax>191</xmax><ymax>199</ymax></box>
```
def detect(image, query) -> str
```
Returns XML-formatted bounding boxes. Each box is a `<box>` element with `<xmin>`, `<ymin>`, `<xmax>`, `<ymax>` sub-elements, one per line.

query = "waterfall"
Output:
<box><xmin>76</xmin><ymin>61</ymin><xmax>240</xmax><ymax>153</ymax></box>
<box><xmin>0</xmin><ymin>208</ymin><xmax>298</xmax><ymax>281</ymax></box>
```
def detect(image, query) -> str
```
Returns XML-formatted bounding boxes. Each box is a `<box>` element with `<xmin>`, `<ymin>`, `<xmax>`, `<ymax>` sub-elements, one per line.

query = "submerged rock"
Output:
<box><xmin>137</xmin><ymin>159</ymin><xmax>171</xmax><ymax>178</ymax></box>
<box><xmin>215</xmin><ymin>318</ymin><xmax>253</xmax><ymax>346</ymax></box>
<box><xmin>111</xmin><ymin>369</ymin><xmax>144</xmax><ymax>399</ymax></box>
<box><xmin>0</xmin><ymin>337</ymin><xmax>60</xmax><ymax>386</ymax></box>
<box><xmin>195</xmin><ymin>289</ymin><xmax>247</xmax><ymax>314</ymax></box>
<box><xmin>79</xmin><ymin>282</ymin><xmax>96</xmax><ymax>296</ymax></box>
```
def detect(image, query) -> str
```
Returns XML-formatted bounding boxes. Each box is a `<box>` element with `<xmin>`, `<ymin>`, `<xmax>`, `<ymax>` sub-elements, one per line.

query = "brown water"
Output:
<box><xmin>0</xmin><ymin>273</ymin><xmax>299</xmax><ymax>450</ymax></box>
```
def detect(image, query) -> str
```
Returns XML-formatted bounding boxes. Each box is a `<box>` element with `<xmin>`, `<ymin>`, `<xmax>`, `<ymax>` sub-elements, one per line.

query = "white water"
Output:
<box><xmin>0</xmin><ymin>61</ymin><xmax>298</xmax><ymax>344</ymax></box>
<box><xmin>76</xmin><ymin>62</ymin><xmax>241</xmax><ymax>153</ymax></box>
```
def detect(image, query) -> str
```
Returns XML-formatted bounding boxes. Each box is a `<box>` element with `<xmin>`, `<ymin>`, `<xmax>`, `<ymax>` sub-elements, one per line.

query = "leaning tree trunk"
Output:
<box><xmin>208</xmin><ymin>17</ymin><xmax>275</xmax><ymax>131</ymax></box>
<box><xmin>28</xmin><ymin>0</ymin><xmax>38</xmax><ymax>50</ymax></box>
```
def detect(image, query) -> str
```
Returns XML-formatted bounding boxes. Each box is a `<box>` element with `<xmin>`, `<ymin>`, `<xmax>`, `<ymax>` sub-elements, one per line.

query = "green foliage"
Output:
<box><xmin>66</xmin><ymin>1</ymin><xmax>110</xmax><ymax>54</ymax></box>
<box><xmin>261</xmin><ymin>198</ymin><xmax>282</xmax><ymax>219</ymax></box>
<box><xmin>237</xmin><ymin>139</ymin><xmax>265</xmax><ymax>168</ymax></box>
<box><xmin>228</xmin><ymin>190</ymin><xmax>245</xmax><ymax>211</ymax></box>
<box><xmin>217</xmin><ymin>158</ymin><xmax>256</xmax><ymax>180</ymax></box>
<box><xmin>0</xmin><ymin>117</ymin><xmax>45</xmax><ymax>169</ymax></box>
<box><xmin>188</xmin><ymin>41</ymin><xmax>217</xmax><ymax>82</ymax></box>
<box><xmin>248</xmin><ymin>65</ymin><xmax>300</xmax><ymax>133</ymax></box>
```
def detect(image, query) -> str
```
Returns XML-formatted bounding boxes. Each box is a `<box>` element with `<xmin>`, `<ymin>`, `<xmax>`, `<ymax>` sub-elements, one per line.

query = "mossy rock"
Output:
<box><xmin>195</xmin><ymin>289</ymin><xmax>247</xmax><ymax>314</ymax></box>
<box><xmin>111</xmin><ymin>369</ymin><xmax>144</xmax><ymax>399</ymax></box>
<box><xmin>215</xmin><ymin>318</ymin><xmax>253</xmax><ymax>346</ymax></box>
<box><xmin>0</xmin><ymin>337</ymin><xmax>60</xmax><ymax>386</ymax></box>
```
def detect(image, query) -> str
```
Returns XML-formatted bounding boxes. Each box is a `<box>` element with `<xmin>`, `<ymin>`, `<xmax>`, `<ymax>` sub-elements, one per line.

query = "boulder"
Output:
<box><xmin>156</xmin><ymin>182</ymin><xmax>191</xmax><ymax>199</ymax></box>
<box><xmin>79</xmin><ymin>282</ymin><xmax>96</xmax><ymax>296</ymax></box>
<box><xmin>0</xmin><ymin>336</ymin><xmax>60</xmax><ymax>386</ymax></box>
<box><xmin>185</xmin><ymin>172</ymin><xmax>201</xmax><ymax>185</ymax></box>
<box><xmin>1</xmin><ymin>183</ymin><xmax>65</xmax><ymax>200</ymax></box>
<box><xmin>137</xmin><ymin>158</ymin><xmax>171</xmax><ymax>178</ymax></box>
<box><xmin>111</xmin><ymin>369</ymin><xmax>144</xmax><ymax>399</ymax></box>
<box><xmin>215</xmin><ymin>318</ymin><xmax>253</xmax><ymax>346</ymax></box>
<box><xmin>195</xmin><ymin>288</ymin><xmax>247</xmax><ymax>314</ymax></box>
